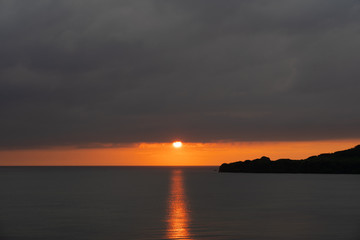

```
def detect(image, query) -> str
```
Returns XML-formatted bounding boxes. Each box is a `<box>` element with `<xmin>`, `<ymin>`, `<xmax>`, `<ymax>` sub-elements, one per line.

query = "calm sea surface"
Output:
<box><xmin>0</xmin><ymin>167</ymin><xmax>359</xmax><ymax>240</ymax></box>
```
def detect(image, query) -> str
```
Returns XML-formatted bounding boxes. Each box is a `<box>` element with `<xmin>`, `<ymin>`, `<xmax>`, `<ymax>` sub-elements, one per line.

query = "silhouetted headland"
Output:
<box><xmin>219</xmin><ymin>145</ymin><xmax>360</xmax><ymax>174</ymax></box>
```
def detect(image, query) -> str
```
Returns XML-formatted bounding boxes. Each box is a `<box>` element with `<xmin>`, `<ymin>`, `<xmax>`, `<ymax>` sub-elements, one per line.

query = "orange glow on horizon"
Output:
<box><xmin>0</xmin><ymin>139</ymin><xmax>359</xmax><ymax>166</ymax></box>
<box><xmin>166</xmin><ymin>169</ymin><xmax>192</xmax><ymax>239</ymax></box>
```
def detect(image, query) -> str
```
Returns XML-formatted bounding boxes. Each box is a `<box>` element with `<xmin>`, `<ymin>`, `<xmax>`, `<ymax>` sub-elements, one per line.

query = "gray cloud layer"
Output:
<box><xmin>1</xmin><ymin>0</ymin><xmax>360</xmax><ymax>148</ymax></box>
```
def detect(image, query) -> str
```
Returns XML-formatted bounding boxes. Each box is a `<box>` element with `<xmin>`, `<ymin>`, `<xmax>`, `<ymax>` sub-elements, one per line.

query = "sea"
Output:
<box><xmin>0</xmin><ymin>166</ymin><xmax>359</xmax><ymax>240</ymax></box>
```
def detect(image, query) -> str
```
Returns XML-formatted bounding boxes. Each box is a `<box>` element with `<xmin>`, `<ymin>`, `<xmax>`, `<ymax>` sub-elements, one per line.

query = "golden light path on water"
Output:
<box><xmin>166</xmin><ymin>169</ymin><xmax>193</xmax><ymax>239</ymax></box>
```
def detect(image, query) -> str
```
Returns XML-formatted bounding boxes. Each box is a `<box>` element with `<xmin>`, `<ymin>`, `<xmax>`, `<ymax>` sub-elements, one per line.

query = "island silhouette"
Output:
<box><xmin>219</xmin><ymin>145</ymin><xmax>360</xmax><ymax>174</ymax></box>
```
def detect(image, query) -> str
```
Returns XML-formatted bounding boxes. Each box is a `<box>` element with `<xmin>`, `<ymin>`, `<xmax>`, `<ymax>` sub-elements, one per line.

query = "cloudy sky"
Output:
<box><xmin>1</xmin><ymin>0</ymin><xmax>360</xmax><ymax>150</ymax></box>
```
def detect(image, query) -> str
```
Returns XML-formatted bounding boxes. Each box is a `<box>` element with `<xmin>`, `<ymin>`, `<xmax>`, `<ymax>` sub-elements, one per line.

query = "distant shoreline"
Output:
<box><xmin>219</xmin><ymin>145</ymin><xmax>360</xmax><ymax>174</ymax></box>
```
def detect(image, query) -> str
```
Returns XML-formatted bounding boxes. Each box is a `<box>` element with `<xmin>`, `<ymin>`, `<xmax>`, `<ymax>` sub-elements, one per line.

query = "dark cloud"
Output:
<box><xmin>0</xmin><ymin>0</ymin><xmax>360</xmax><ymax>149</ymax></box>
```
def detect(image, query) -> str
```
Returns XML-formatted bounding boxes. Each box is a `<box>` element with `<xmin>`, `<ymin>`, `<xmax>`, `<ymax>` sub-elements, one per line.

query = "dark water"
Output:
<box><xmin>0</xmin><ymin>167</ymin><xmax>359</xmax><ymax>240</ymax></box>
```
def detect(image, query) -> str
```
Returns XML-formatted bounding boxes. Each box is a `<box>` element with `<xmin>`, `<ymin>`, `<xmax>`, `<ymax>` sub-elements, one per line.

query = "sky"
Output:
<box><xmin>0</xmin><ymin>0</ymin><xmax>359</xmax><ymax>165</ymax></box>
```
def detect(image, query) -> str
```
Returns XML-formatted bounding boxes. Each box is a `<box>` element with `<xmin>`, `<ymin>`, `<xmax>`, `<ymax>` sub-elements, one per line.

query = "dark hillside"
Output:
<box><xmin>219</xmin><ymin>145</ymin><xmax>360</xmax><ymax>174</ymax></box>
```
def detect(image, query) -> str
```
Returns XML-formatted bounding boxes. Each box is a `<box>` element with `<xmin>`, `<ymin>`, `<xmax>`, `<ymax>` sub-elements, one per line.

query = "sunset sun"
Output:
<box><xmin>172</xmin><ymin>141</ymin><xmax>183</xmax><ymax>148</ymax></box>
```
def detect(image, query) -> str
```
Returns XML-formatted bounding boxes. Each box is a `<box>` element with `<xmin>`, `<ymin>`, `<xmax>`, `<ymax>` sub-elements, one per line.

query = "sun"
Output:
<box><xmin>172</xmin><ymin>141</ymin><xmax>183</xmax><ymax>148</ymax></box>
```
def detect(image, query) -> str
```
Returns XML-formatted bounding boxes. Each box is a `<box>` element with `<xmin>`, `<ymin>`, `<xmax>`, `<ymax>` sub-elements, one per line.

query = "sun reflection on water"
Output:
<box><xmin>166</xmin><ymin>169</ymin><xmax>192</xmax><ymax>239</ymax></box>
